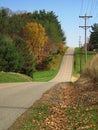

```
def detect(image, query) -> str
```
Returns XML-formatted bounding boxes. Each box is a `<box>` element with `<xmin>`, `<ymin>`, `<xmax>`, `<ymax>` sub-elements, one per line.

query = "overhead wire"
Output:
<box><xmin>90</xmin><ymin>0</ymin><xmax>98</xmax><ymax>23</ymax></box>
<box><xmin>80</xmin><ymin>0</ymin><xmax>98</xmax><ymax>26</ymax></box>
<box><xmin>89</xmin><ymin>0</ymin><xmax>97</xmax><ymax>15</ymax></box>
<box><xmin>85</xmin><ymin>0</ymin><xmax>98</xmax><ymax>26</ymax></box>
<box><xmin>86</xmin><ymin>0</ymin><xmax>93</xmax><ymax>26</ymax></box>
<box><xmin>79</xmin><ymin>0</ymin><xmax>84</xmax><ymax>15</ymax></box>
<box><xmin>78</xmin><ymin>0</ymin><xmax>85</xmax><ymax>45</ymax></box>
<box><xmin>79</xmin><ymin>0</ymin><xmax>98</xmax><ymax>44</ymax></box>
<box><xmin>79</xmin><ymin>0</ymin><xmax>94</xmax><ymax>44</ymax></box>
<box><xmin>79</xmin><ymin>0</ymin><xmax>83</xmax><ymax>27</ymax></box>
<box><xmin>86</xmin><ymin>0</ymin><xmax>90</xmax><ymax>14</ymax></box>
<box><xmin>79</xmin><ymin>0</ymin><xmax>98</xmax><ymax>43</ymax></box>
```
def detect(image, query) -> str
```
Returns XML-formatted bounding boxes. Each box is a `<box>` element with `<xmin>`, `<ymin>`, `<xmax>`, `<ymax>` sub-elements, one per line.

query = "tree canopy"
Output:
<box><xmin>89</xmin><ymin>23</ymin><xmax>98</xmax><ymax>51</ymax></box>
<box><xmin>14</xmin><ymin>37</ymin><xmax>35</xmax><ymax>76</ymax></box>
<box><xmin>0</xmin><ymin>7</ymin><xmax>66</xmax><ymax>75</ymax></box>
<box><xmin>22</xmin><ymin>22</ymin><xmax>47</xmax><ymax>62</ymax></box>
<box><xmin>0</xmin><ymin>35</ymin><xmax>24</xmax><ymax>72</ymax></box>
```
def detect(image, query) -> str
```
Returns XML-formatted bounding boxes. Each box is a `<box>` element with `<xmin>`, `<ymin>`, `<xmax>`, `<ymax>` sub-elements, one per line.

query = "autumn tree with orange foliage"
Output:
<box><xmin>0</xmin><ymin>8</ymin><xmax>66</xmax><ymax>72</ymax></box>
<box><xmin>22</xmin><ymin>22</ymin><xmax>47</xmax><ymax>64</ymax></box>
<box><xmin>58</xmin><ymin>43</ymin><xmax>66</xmax><ymax>55</ymax></box>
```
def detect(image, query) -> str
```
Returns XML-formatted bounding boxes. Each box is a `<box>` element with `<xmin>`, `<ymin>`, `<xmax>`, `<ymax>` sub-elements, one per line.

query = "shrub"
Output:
<box><xmin>83</xmin><ymin>54</ymin><xmax>98</xmax><ymax>81</ymax></box>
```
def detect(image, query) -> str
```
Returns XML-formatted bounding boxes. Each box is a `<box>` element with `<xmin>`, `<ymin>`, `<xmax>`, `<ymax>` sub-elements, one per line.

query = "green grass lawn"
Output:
<box><xmin>33</xmin><ymin>54</ymin><xmax>63</xmax><ymax>82</ymax></box>
<box><xmin>33</xmin><ymin>70</ymin><xmax>57</xmax><ymax>82</ymax></box>
<box><xmin>0</xmin><ymin>54</ymin><xmax>63</xmax><ymax>83</ymax></box>
<box><xmin>0</xmin><ymin>72</ymin><xmax>32</xmax><ymax>83</ymax></box>
<box><xmin>73</xmin><ymin>48</ymin><xmax>95</xmax><ymax>75</ymax></box>
<box><xmin>0</xmin><ymin>48</ymin><xmax>96</xmax><ymax>83</ymax></box>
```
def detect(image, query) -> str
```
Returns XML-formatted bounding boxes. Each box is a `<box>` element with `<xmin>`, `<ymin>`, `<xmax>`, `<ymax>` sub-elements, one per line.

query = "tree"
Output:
<box><xmin>22</xmin><ymin>22</ymin><xmax>47</xmax><ymax>63</ymax></box>
<box><xmin>89</xmin><ymin>24</ymin><xmax>98</xmax><ymax>51</ymax></box>
<box><xmin>14</xmin><ymin>37</ymin><xmax>35</xmax><ymax>76</ymax></box>
<box><xmin>8</xmin><ymin>14</ymin><xmax>24</xmax><ymax>37</ymax></box>
<box><xmin>32</xmin><ymin>10</ymin><xmax>66</xmax><ymax>45</ymax></box>
<box><xmin>21</xmin><ymin>10</ymin><xmax>66</xmax><ymax>46</ymax></box>
<box><xmin>0</xmin><ymin>35</ymin><xmax>24</xmax><ymax>72</ymax></box>
<box><xmin>0</xmin><ymin>8</ymin><xmax>9</xmax><ymax>34</ymax></box>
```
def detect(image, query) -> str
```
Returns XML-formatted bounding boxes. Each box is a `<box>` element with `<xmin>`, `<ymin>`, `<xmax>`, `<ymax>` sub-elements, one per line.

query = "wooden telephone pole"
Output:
<box><xmin>79</xmin><ymin>36</ymin><xmax>82</xmax><ymax>73</ymax></box>
<box><xmin>79</xmin><ymin>14</ymin><xmax>92</xmax><ymax>65</ymax></box>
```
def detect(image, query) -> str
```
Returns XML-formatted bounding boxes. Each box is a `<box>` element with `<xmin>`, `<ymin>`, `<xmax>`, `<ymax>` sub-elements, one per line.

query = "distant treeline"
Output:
<box><xmin>0</xmin><ymin>8</ymin><xmax>66</xmax><ymax>76</ymax></box>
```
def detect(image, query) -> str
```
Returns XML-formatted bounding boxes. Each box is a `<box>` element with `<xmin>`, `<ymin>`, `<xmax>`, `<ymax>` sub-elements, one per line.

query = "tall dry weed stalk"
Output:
<box><xmin>83</xmin><ymin>54</ymin><xmax>98</xmax><ymax>81</ymax></box>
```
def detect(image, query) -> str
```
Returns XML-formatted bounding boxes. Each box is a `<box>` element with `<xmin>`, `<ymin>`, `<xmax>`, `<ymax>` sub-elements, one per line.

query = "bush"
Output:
<box><xmin>83</xmin><ymin>54</ymin><xmax>98</xmax><ymax>81</ymax></box>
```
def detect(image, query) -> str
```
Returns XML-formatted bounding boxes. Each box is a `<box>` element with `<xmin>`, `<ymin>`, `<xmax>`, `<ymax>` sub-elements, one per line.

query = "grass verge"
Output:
<box><xmin>33</xmin><ymin>54</ymin><xmax>63</xmax><ymax>82</ymax></box>
<box><xmin>0</xmin><ymin>54</ymin><xmax>63</xmax><ymax>83</ymax></box>
<box><xmin>33</xmin><ymin>70</ymin><xmax>57</xmax><ymax>82</ymax></box>
<box><xmin>0</xmin><ymin>72</ymin><xmax>32</xmax><ymax>83</ymax></box>
<box><xmin>8</xmin><ymin>81</ymin><xmax>98</xmax><ymax>130</ymax></box>
<box><xmin>73</xmin><ymin>48</ymin><xmax>95</xmax><ymax>76</ymax></box>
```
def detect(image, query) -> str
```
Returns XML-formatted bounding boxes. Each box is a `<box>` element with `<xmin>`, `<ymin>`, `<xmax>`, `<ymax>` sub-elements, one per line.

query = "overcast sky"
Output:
<box><xmin>0</xmin><ymin>0</ymin><xmax>98</xmax><ymax>47</ymax></box>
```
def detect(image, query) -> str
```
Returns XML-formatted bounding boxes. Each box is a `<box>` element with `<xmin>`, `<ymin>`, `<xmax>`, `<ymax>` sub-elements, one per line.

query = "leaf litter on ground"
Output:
<box><xmin>9</xmin><ymin>78</ymin><xmax>98</xmax><ymax>130</ymax></box>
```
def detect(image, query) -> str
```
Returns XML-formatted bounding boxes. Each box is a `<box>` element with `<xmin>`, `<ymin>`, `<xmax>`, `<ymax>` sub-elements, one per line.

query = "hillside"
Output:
<box><xmin>0</xmin><ymin>72</ymin><xmax>32</xmax><ymax>83</ymax></box>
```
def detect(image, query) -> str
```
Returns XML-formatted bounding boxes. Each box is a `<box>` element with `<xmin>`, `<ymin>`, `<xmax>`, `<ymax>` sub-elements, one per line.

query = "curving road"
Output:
<box><xmin>0</xmin><ymin>48</ymin><xmax>74</xmax><ymax>130</ymax></box>
<box><xmin>50</xmin><ymin>48</ymin><xmax>74</xmax><ymax>82</ymax></box>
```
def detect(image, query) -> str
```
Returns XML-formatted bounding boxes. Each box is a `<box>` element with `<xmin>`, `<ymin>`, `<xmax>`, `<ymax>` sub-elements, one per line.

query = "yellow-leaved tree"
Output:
<box><xmin>22</xmin><ymin>22</ymin><xmax>47</xmax><ymax>63</ymax></box>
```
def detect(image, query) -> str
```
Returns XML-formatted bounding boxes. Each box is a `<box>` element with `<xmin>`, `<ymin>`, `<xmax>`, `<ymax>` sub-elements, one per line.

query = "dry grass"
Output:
<box><xmin>82</xmin><ymin>54</ymin><xmax>98</xmax><ymax>81</ymax></box>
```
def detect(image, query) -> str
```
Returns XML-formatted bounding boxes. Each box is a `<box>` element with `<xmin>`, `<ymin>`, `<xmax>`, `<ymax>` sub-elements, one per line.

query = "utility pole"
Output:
<box><xmin>79</xmin><ymin>36</ymin><xmax>82</xmax><ymax>73</ymax></box>
<box><xmin>79</xmin><ymin>14</ymin><xmax>92</xmax><ymax>65</ymax></box>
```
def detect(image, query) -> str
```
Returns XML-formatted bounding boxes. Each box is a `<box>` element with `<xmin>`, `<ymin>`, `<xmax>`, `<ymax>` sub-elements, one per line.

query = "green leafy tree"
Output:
<box><xmin>32</xmin><ymin>10</ymin><xmax>66</xmax><ymax>45</ymax></box>
<box><xmin>0</xmin><ymin>35</ymin><xmax>24</xmax><ymax>72</ymax></box>
<box><xmin>0</xmin><ymin>7</ymin><xmax>66</xmax><ymax>71</ymax></box>
<box><xmin>0</xmin><ymin>8</ymin><xmax>9</xmax><ymax>34</ymax></box>
<box><xmin>9</xmin><ymin>14</ymin><xmax>24</xmax><ymax>37</ymax></box>
<box><xmin>20</xmin><ymin>10</ymin><xmax>66</xmax><ymax>46</ymax></box>
<box><xmin>89</xmin><ymin>23</ymin><xmax>98</xmax><ymax>51</ymax></box>
<box><xmin>14</xmin><ymin>37</ymin><xmax>35</xmax><ymax>76</ymax></box>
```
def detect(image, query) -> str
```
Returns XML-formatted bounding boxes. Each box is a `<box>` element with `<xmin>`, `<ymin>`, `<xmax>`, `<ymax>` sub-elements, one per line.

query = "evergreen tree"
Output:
<box><xmin>0</xmin><ymin>8</ymin><xmax>9</xmax><ymax>34</ymax></box>
<box><xmin>89</xmin><ymin>24</ymin><xmax>98</xmax><ymax>51</ymax></box>
<box><xmin>14</xmin><ymin>37</ymin><xmax>35</xmax><ymax>76</ymax></box>
<box><xmin>0</xmin><ymin>35</ymin><xmax>24</xmax><ymax>72</ymax></box>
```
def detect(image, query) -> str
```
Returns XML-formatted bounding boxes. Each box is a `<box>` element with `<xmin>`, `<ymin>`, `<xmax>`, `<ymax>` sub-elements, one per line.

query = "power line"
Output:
<box><xmin>87</xmin><ymin>0</ymin><xmax>98</xmax><ymax>27</ymax></box>
<box><xmin>79</xmin><ymin>0</ymin><xmax>84</xmax><ymax>15</ymax></box>
<box><xmin>93</xmin><ymin>13</ymin><xmax>98</xmax><ymax>22</ymax></box>
<box><xmin>86</xmin><ymin>0</ymin><xmax>90</xmax><ymax>14</ymax></box>
<box><xmin>79</xmin><ymin>14</ymin><xmax>92</xmax><ymax>65</ymax></box>
<box><xmin>91</xmin><ymin>0</ymin><xmax>98</xmax><ymax>20</ymax></box>
<box><xmin>89</xmin><ymin>0</ymin><xmax>97</xmax><ymax>15</ymax></box>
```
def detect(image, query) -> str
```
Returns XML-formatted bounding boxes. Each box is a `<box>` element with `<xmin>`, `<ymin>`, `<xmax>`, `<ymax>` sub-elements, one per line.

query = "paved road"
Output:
<box><xmin>50</xmin><ymin>48</ymin><xmax>74</xmax><ymax>82</ymax></box>
<box><xmin>0</xmin><ymin>48</ymin><xmax>74</xmax><ymax>130</ymax></box>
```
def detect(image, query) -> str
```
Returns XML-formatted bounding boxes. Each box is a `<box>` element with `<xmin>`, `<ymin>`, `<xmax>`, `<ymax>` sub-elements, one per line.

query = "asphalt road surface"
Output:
<box><xmin>50</xmin><ymin>48</ymin><xmax>74</xmax><ymax>82</ymax></box>
<box><xmin>0</xmin><ymin>48</ymin><xmax>74</xmax><ymax>130</ymax></box>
